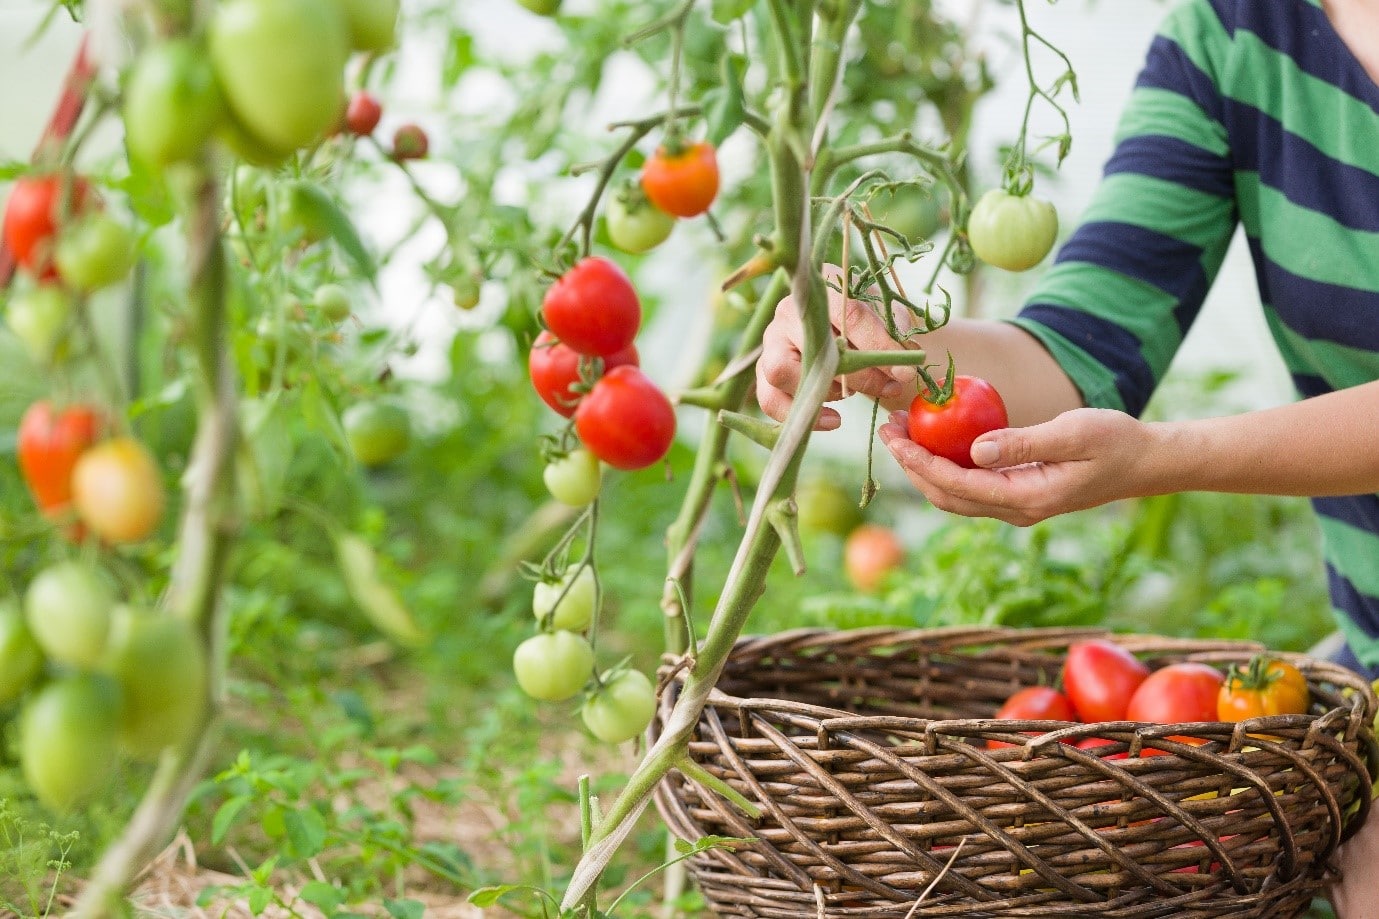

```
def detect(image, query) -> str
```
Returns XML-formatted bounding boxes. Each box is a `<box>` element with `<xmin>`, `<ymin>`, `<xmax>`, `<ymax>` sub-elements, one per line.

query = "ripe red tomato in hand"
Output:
<box><xmin>987</xmin><ymin>686</ymin><xmax>1077</xmax><ymax>750</ymax></box>
<box><xmin>541</xmin><ymin>257</ymin><xmax>641</xmax><ymax>358</ymax></box>
<box><xmin>843</xmin><ymin>524</ymin><xmax>904</xmax><ymax>592</ymax></box>
<box><xmin>574</xmin><ymin>366</ymin><xmax>676</xmax><ymax>470</ymax></box>
<box><xmin>344</xmin><ymin>91</ymin><xmax>383</xmax><ymax>136</ymax></box>
<box><xmin>529</xmin><ymin>330</ymin><xmax>639</xmax><ymax>417</ymax></box>
<box><xmin>641</xmin><ymin>141</ymin><xmax>720</xmax><ymax>218</ymax></box>
<box><xmin>908</xmin><ymin>375</ymin><xmax>1008</xmax><ymax>468</ymax></box>
<box><xmin>1062</xmin><ymin>639</ymin><xmax>1150</xmax><ymax>723</ymax></box>
<box><xmin>3</xmin><ymin>174</ymin><xmax>95</xmax><ymax>276</ymax></box>
<box><xmin>1125</xmin><ymin>663</ymin><xmax>1224</xmax><ymax>754</ymax></box>
<box><xmin>18</xmin><ymin>401</ymin><xmax>104</xmax><ymax>518</ymax></box>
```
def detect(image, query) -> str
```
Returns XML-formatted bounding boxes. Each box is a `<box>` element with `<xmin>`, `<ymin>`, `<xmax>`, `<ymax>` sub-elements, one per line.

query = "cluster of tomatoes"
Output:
<box><xmin>605</xmin><ymin>140</ymin><xmax>720</xmax><ymax>255</ymax></box>
<box><xmin>989</xmin><ymin>639</ymin><xmax>1311</xmax><ymax>754</ymax></box>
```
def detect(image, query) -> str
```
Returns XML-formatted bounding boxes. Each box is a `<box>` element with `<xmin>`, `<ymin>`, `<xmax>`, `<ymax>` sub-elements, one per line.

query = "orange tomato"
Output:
<box><xmin>71</xmin><ymin>438</ymin><xmax>165</xmax><ymax>544</ymax></box>
<box><xmin>1217</xmin><ymin>657</ymin><xmax>1309</xmax><ymax>721</ymax></box>
<box><xmin>641</xmin><ymin>141</ymin><xmax>719</xmax><ymax>218</ymax></box>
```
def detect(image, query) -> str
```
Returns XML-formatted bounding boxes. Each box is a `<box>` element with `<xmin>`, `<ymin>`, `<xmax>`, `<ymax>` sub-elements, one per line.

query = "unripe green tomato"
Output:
<box><xmin>210</xmin><ymin>0</ymin><xmax>350</xmax><ymax>154</ymax></box>
<box><xmin>532</xmin><ymin>565</ymin><xmax>597</xmax><ymax>632</ymax></box>
<box><xmin>606</xmin><ymin>187</ymin><xmax>674</xmax><ymax>254</ymax></box>
<box><xmin>582</xmin><ymin>669</ymin><xmax>656</xmax><ymax>744</ymax></box>
<box><xmin>123</xmin><ymin>38</ymin><xmax>224</xmax><ymax>167</ymax></box>
<box><xmin>218</xmin><ymin>113</ymin><xmax>292</xmax><ymax>167</ymax></box>
<box><xmin>105</xmin><ymin>606</ymin><xmax>207</xmax><ymax>760</ymax></box>
<box><xmin>0</xmin><ymin>603</ymin><xmax>44</xmax><ymax>706</ymax></box>
<box><xmin>796</xmin><ymin>477</ymin><xmax>862</xmax><ymax>537</ymax></box>
<box><xmin>517</xmin><ymin>0</ymin><xmax>561</xmax><ymax>14</ymax></box>
<box><xmin>314</xmin><ymin>284</ymin><xmax>352</xmax><ymax>323</ymax></box>
<box><xmin>25</xmin><ymin>561</ymin><xmax>114</xmax><ymax>669</ymax></box>
<box><xmin>543</xmin><ymin>448</ymin><xmax>601</xmax><ymax>506</ymax></box>
<box><xmin>20</xmin><ymin>674</ymin><xmax>120</xmax><ymax>811</ymax></box>
<box><xmin>343</xmin><ymin>400</ymin><xmax>411</xmax><ymax>467</ymax></box>
<box><xmin>54</xmin><ymin>213</ymin><xmax>137</xmax><ymax>292</ymax></box>
<box><xmin>338</xmin><ymin>0</ymin><xmax>399</xmax><ymax>52</ymax></box>
<box><xmin>512</xmin><ymin>630</ymin><xmax>593</xmax><ymax>702</ymax></box>
<box><xmin>966</xmin><ymin>189</ymin><xmax>1058</xmax><ymax>272</ymax></box>
<box><xmin>451</xmin><ymin>271</ymin><xmax>483</xmax><ymax>311</ymax></box>
<box><xmin>7</xmin><ymin>284</ymin><xmax>74</xmax><ymax>366</ymax></box>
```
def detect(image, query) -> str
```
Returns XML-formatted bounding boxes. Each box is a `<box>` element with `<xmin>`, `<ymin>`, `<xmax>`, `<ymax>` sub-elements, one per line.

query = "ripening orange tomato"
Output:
<box><xmin>640</xmin><ymin>141</ymin><xmax>719</xmax><ymax>218</ymax></box>
<box><xmin>1217</xmin><ymin>657</ymin><xmax>1309</xmax><ymax>721</ymax></box>
<box><xmin>71</xmin><ymin>438</ymin><xmax>165</xmax><ymax>544</ymax></box>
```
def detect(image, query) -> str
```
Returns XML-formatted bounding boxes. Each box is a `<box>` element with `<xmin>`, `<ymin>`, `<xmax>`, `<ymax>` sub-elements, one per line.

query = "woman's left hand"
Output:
<box><xmin>878</xmin><ymin>407</ymin><xmax>1167</xmax><ymax>526</ymax></box>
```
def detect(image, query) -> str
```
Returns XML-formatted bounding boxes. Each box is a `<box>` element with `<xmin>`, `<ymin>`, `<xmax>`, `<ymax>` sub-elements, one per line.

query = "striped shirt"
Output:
<box><xmin>1010</xmin><ymin>0</ymin><xmax>1379</xmax><ymax>673</ymax></box>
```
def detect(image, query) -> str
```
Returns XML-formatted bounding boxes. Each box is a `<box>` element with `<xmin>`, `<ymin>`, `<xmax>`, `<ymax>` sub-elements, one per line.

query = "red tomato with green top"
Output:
<box><xmin>987</xmin><ymin>686</ymin><xmax>1078</xmax><ymax>750</ymax></box>
<box><xmin>528</xmin><ymin>330</ymin><xmax>639</xmax><ymax>417</ymax></box>
<box><xmin>18</xmin><ymin>401</ymin><xmax>104</xmax><ymax>518</ymax></box>
<box><xmin>1062</xmin><ymin>639</ymin><xmax>1150</xmax><ymax>723</ymax></box>
<box><xmin>907</xmin><ymin>375</ymin><xmax>1008</xmax><ymax>468</ymax></box>
<box><xmin>541</xmin><ymin>257</ymin><xmax>641</xmax><ymax>358</ymax></box>
<box><xmin>4</xmin><ymin>174</ymin><xmax>95</xmax><ymax>276</ymax></box>
<box><xmin>641</xmin><ymin>141</ymin><xmax>719</xmax><ymax>218</ymax></box>
<box><xmin>574</xmin><ymin>365</ymin><xmax>676</xmax><ymax>470</ymax></box>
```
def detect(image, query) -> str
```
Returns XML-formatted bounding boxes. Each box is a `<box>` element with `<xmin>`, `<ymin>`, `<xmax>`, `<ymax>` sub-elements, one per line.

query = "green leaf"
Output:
<box><xmin>334</xmin><ymin>533</ymin><xmax>427</xmax><ymax>646</ymax></box>
<box><xmin>705</xmin><ymin>53</ymin><xmax>748</xmax><ymax>147</ymax></box>
<box><xmin>468</xmin><ymin>885</ymin><xmax>522</xmax><ymax>908</ymax></box>
<box><xmin>212</xmin><ymin>794</ymin><xmax>254</xmax><ymax>844</ymax></box>
<box><xmin>284</xmin><ymin>807</ymin><xmax>328</xmax><ymax>859</ymax></box>
<box><xmin>711</xmin><ymin>0</ymin><xmax>755</xmax><ymax>24</ymax></box>
<box><xmin>384</xmin><ymin>898</ymin><xmax>425</xmax><ymax>919</ymax></box>
<box><xmin>278</xmin><ymin>181</ymin><xmax>377</xmax><ymax>281</ymax></box>
<box><xmin>248</xmin><ymin>886</ymin><xmax>272</xmax><ymax>915</ymax></box>
<box><xmin>299</xmin><ymin>881</ymin><xmax>345</xmax><ymax>912</ymax></box>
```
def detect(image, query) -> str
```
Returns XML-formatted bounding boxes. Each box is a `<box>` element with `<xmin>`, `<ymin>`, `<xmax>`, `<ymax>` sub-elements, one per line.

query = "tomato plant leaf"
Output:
<box><xmin>299</xmin><ymin>881</ymin><xmax>345</xmax><ymax>912</ymax></box>
<box><xmin>284</xmin><ymin>807</ymin><xmax>328</xmax><ymax>859</ymax></box>
<box><xmin>334</xmin><ymin>533</ymin><xmax>427</xmax><ymax>646</ymax></box>
<box><xmin>704</xmin><ymin>54</ymin><xmax>748</xmax><ymax>148</ymax></box>
<box><xmin>710</xmin><ymin>0</ymin><xmax>755</xmax><ymax>24</ymax></box>
<box><xmin>468</xmin><ymin>885</ymin><xmax>521</xmax><ymax>907</ymax></box>
<box><xmin>383</xmin><ymin>898</ymin><xmax>425</xmax><ymax>919</ymax></box>
<box><xmin>211</xmin><ymin>794</ymin><xmax>253</xmax><ymax>844</ymax></box>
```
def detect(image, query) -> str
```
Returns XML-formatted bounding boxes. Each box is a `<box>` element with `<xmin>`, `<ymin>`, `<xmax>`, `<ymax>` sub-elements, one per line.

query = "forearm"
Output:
<box><xmin>1147</xmin><ymin>381</ymin><xmax>1379</xmax><ymax>497</ymax></box>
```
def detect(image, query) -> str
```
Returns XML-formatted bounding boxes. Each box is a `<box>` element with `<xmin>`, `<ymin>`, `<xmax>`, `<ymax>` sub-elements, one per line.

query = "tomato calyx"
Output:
<box><xmin>913</xmin><ymin>353</ymin><xmax>957</xmax><ymax>407</ymax></box>
<box><xmin>1223</xmin><ymin>655</ymin><xmax>1292</xmax><ymax>693</ymax></box>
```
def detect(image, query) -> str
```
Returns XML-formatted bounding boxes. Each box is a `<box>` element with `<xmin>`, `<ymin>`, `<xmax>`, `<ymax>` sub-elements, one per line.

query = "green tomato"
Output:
<box><xmin>0</xmin><ymin>603</ymin><xmax>44</xmax><ymax>707</ymax></box>
<box><xmin>450</xmin><ymin>271</ymin><xmax>483</xmax><ymax>311</ymax></box>
<box><xmin>343</xmin><ymin>400</ymin><xmax>411</xmax><ymax>467</ymax></box>
<box><xmin>870</xmin><ymin>184</ymin><xmax>944</xmax><ymax>244</ymax></box>
<box><xmin>21</xmin><ymin>674</ymin><xmax>120</xmax><ymax>811</ymax></box>
<box><xmin>517</xmin><ymin>0</ymin><xmax>561</xmax><ymax>14</ymax></box>
<box><xmin>338</xmin><ymin>0</ymin><xmax>399</xmax><ymax>52</ymax></box>
<box><xmin>105</xmin><ymin>606</ymin><xmax>207</xmax><ymax>760</ymax></box>
<box><xmin>123</xmin><ymin>38</ymin><xmax>223</xmax><ymax>167</ymax></box>
<box><xmin>314</xmin><ymin>283</ymin><xmax>352</xmax><ymax>323</ymax></box>
<box><xmin>606</xmin><ymin>184</ymin><xmax>674</xmax><ymax>254</ymax></box>
<box><xmin>54</xmin><ymin>213</ymin><xmax>137</xmax><ymax>292</ymax></box>
<box><xmin>512</xmin><ymin>631</ymin><xmax>593</xmax><ymax>702</ymax></box>
<box><xmin>796</xmin><ymin>477</ymin><xmax>862</xmax><ymax>537</ymax></box>
<box><xmin>533</xmin><ymin>565</ymin><xmax>597</xmax><ymax>632</ymax></box>
<box><xmin>582</xmin><ymin>669</ymin><xmax>656</xmax><ymax>744</ymax></box>
<box><xmin>543</xmin><ymin>448</ymin><xmax>601</xmax><ymax>506</ymax></box>
<box><xmin>966</xmin><ymin>189</ymin><xmax>1058</xmax><ymax>272</ymax></box>
<box><xmin>210</xmin><ymin>0</ymin><xmax>349</xmax><ymax>154</ymax></box>
<box><xmin>7</xmin><ymin>284</ymin><xmax>74</xmax><ymax>366</ymax></box>
<box><xmin>25</xmin><ymin>561</ymin><xmax>114</xmax><ymax>669</ymax></box>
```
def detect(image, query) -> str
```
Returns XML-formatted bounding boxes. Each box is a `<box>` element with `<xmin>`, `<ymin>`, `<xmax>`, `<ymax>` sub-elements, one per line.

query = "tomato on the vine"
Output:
<box><xmin>54</xmin><ymin>213</ymin><xmax>137</xmax><ymax>292</ymax></box>
<box><xmin>582</xmin><ymin>669</ymin><xmax>656</xmax><ymax>744</ymax></box>
<box><xmin>1062</xmin><ymin>639</ymin><xmax>1150</xmax><ymax>723</ymax></box>
<box><xmin>907</xmin><ymin>375</ymin><xmax>1008</xmax><ymax>468</ymax></box>
<box><xmin>71</xmin><ymin>437</ymin><xmax>166</xmax><ymax>544</ymax></box>
<box><xmin>343</xmin><ymin>400</ymin><xmax>412</xmax><ymax>467</ymax></box>
<box><xmin>0</xmin><ymin>603</ymin><xmax>44</xmax><ymax>707</ymax></box>
<box><xmin>533</xmin><ymin>565</ymin><xmax>597</xmax><ymax>632</ymax></box>
<box><xmin>543</xmin><ymin>448</ymin><xmax>602</xmax><ymax>506</ymax></box>
<box><xmin>967</xmin><ymin>189</ymin><xmax>1058</xmax><ymax>272</ymax></box>
<box><xmin>1125</xmin><ymin>662</ymin><xmax>1225</xmax><ymax>754</ymax></box>
<box><xmin>843</xmin><ymin>524</ymin><xmax>904</xmax><ymax>593</ymax></box>
<box><xmin>987</xmin><ymin>686</ymin><xmax>1077</xmax><ymax>750</ymax></box>
<box><xmin>344</xmin><ymin>91</ymin><xmax>383</xmax><ymax>137</ymax></box>
<box><xmin>529</xmin><ymin>330</ymin><xmax>639</xmax><ymax>417</ymax></box>
<box><xmin>512</xmin><ymin>630</ymin><xmax>594</xmax><ymax>702</ymax></box>
<box><xmin>641</xmin><ymin>141</ymin><xmax>719</xmax><ymax>218</ymax></box>
<box><xmin>21</xmin><ymin>674</ymin><xmax>120</xmax><ymax>811</ymax></box>
<box><xmin>25</xmin><ymin>561</ymin><xmax>114</xmax><ymax>670</ymax></box>
<box><xmin>796</xmin><ymin>477</ymin><xmax>861</xmax><ymax>537</ymax></box>
<box><xmin>105</xmin><ymin>606</ymin><xmax>207</xmax><ymax>760</ymax></box>
<box><xmin>1217</xmin><ymin>657</ymin><xmax>1309</xmax><ymax>721</ymax></box>
<box><xmin>606</xmin><ymin>181</ymin><xmax>674</xmax><ymax>254</ymax></box>
<box><xmin>392</xmin><ymin>123</ymin><xmax>429</xmax><ymax>161</ymax></box>
<box><xmin>314</xmin><ymin>283</ymin><xmax>352</xmax><ymax>323</ymax></box>
<box><xmin>541</xmin><ymin>257</ymin><xmax>642</xmax><ymax>358</ymax></box>
<box><xmin>7</xmin><ymin>284</ymin><xmax>75</xmax><ymax>365</ymax></box>
<box><xmin>18</xmin><ymin>400</ymin><xmax>104</xmax><ymax>518</ymax></box>
<box><xmin>123</xmin><ymin>39</ymin><xmax>224</xmax><ymax>167</ymax></box>
<box><xmin>3</xmin><ymin>174</ymin><xmax>95</xmax><ymax>276</ymax></box>
<box><xmin>338</xmin><ymin>0</ymin><xmax>399</xmax><ymax>53</ymax></box>
<box><xmin>574</xmin><ymin>366</ymin><xmax>676</xmax><ymax>471</ymax></box>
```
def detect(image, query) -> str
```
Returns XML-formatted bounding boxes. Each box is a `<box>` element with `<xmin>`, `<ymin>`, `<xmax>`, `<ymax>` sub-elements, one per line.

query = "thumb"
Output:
<box><xmin>970</xmin><ymin>418</ymin><xmax>1085</xmax><ymax>468</ymax></box>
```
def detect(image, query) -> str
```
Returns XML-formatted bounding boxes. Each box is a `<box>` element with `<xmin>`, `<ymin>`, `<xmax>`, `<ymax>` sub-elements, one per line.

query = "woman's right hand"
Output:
<box><xmin>755</xmin><ymin>266</ymin><xmax>919</xmax><ymax>430</ymax></box>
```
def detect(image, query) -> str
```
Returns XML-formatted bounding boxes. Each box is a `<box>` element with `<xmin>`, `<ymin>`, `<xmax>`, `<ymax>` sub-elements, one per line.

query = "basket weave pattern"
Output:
<box><xmin>653</xmin><ymin>627</ymin><xmax>1377</xmax><ymax>918</ymax></box>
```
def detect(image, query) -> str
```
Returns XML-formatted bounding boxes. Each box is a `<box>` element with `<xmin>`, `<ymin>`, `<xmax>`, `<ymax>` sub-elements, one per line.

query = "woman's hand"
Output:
<box><xmin>877</xmin><ymin>407</ymin><xmax>1167</xmax><ymax>525</ymax></box>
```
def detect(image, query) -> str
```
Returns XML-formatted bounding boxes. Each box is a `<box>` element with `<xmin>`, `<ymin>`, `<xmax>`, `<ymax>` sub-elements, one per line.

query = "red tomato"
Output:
<box><xmin>528</xmin><ymin>330</ymin><xmax>639</xmax><ymax>417</ymax></box>
<box><xmin>987</xmin><ymin>686</ymin><xmax>1077</xmax><ymax>750</ymax></box>
<box><xmin>391</xmin><ymin>123</ymin><xmax>428</xmax><ymax>160</ymax></box>
<box><xmin>4</xmin><ymin>174</ymin><xmax>96</xmax><ymax>276</ymax></box>
<box><xmin>1062</xmin><ymin>639</ymin><xmax>1150</xmax><ymax>723</ymax></box>
<box><xmin>344</xmin><ymin>91</ymin><xmax>382</xmax><ymax>136</ymax></box>
<box><xmin>17</xmin><ymin>401</ymin><xmax>104</xmax><ymax>518</ymax></box>
<box><xmin>573</xmin><ymin>366</ymin><xmax>675</xmax><ymax>470</ymax></box>
<box><xmin>541</xmin><ymin>257</ymin><xmax>641</xmax><ymax>358</ymax></box>
<box><xmin>1075</xmin><ymin>736</ymin><xmax>1126</xmax><ymax>758</ymax></box>
<box><xmin>1125</xmin><ymin>663</ymin><xmax>1224</xmax><ymax>755</ymax></box>
<box><xmin>907</xmin><ymin>375</ymin><xmax>1008</xmax><ymax>468</ymax></box>
<box><xmin>842</xmin><ymin>524</ymin><xmax>904</xmax><ymax>593</ymax></box>
<box><xmin>641</xmin><ymin>142</ymin><xmax>719</xmax><ymax>218</ymax></box>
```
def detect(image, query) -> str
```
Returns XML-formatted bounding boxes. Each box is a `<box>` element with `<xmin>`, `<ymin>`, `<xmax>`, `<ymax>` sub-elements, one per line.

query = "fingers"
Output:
<box><xmin>969</xmin><ymin>412</ymin><xmax>1094</xmax><ymax>469</ymax></box>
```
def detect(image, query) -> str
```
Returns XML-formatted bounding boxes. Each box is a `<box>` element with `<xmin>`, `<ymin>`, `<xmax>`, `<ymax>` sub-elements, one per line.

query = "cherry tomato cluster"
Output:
<box><xmin>602</xmin><ymin>140</ymin><xmax>720</xmax><ymax>256</ymax></box>
<box><xmin>988</xmin><ymin>641</ymin><xmax>1311</xmax><ymax>755</ymax></box>
<box><xmin>0</xmin><ymin>563</ymin><xmax>206</xmax><ymax>811</ymax></box>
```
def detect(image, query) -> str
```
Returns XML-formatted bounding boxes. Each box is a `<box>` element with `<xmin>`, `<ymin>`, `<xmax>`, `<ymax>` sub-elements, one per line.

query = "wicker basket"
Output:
<box><xmin>653</xmin><ymin>627</ymin><xmax>1378</xmax><ymax>918</ymax></box>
